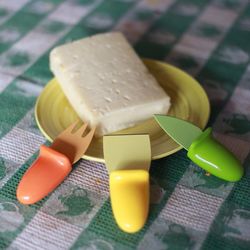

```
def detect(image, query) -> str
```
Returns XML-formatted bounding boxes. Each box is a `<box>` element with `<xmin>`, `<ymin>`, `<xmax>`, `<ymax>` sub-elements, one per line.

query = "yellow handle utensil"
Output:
<box><xmin>103</xmin><ymin>134</ymin><xmax>151</xmax><ymax>233</ymax></box>
<box><xmin>110</xmin><ymin>169</ymin><xmax>149</xmax><ymax>233</ymax></box>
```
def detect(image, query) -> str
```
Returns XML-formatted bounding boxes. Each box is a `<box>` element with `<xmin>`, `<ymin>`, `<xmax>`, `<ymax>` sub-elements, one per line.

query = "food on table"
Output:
<box><xmin>50</xmin><ymin>32</ymin><xmax>170</xmax><ymax>136</ymax></box>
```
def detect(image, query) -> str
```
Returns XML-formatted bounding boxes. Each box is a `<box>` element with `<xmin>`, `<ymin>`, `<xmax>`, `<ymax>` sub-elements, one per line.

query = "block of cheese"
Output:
<box><xmin>50</xmin><ymin>32</ymin><xmax>171</xmax><ymax>137</ymax></box>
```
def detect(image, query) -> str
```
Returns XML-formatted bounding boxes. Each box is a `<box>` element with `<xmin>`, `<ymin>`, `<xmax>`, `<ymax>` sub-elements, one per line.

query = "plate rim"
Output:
<box><xmin>35</xmin><ymin>58</ymin><xmax>210</xmax><ymax>163</ymax></box>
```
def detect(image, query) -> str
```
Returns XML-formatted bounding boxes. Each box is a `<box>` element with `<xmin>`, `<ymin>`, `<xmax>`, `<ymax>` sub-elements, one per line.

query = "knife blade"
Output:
<box><xmin>154</xmin><ymin>115</ymin><xmax>243</xmax><ymax>182</ymax></box>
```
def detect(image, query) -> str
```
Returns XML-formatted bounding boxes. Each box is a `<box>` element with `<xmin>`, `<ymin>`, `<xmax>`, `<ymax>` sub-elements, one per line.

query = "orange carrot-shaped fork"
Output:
<box><xmin>17</xmin><ymin>122</ymin><xmax>95</xmax><ymax>204</ymax></box>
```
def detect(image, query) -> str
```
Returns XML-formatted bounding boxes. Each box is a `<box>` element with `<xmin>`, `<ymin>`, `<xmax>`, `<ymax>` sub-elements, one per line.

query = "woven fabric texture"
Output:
<box><xmin>0</xmin><ymin>0</ymin><xmax>250</xmax><ymax>249</ymax></box>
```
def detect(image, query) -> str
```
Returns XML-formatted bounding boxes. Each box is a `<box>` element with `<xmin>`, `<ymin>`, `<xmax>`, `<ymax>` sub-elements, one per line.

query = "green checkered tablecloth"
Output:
<box><xmin>0</xmin><ymin>0</ymin><xmax>250</xmax><ymax>249</ymax></box>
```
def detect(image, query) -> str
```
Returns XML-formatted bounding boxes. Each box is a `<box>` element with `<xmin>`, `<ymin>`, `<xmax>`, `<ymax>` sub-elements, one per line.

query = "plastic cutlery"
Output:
<box><xmin>154</xmin><ymin>115</ymin><xmax>243</xmax><ymax>181</ymax></box>
<box><xmin>17</xmin><ymin>121</ymin><xmax>95</xmax><ymax>204</ymax></box>
<box><xmin>103</xmin><ymin>134</ymin><xmax>151</xmax><ymax>233</ymax></box>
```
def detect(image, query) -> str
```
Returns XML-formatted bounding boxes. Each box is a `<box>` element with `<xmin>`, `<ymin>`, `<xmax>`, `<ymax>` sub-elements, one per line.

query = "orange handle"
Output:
<box><xmin>17</xmin><ymin>145</ymin><xmax>72</xmax><ymax>204</ymax></box>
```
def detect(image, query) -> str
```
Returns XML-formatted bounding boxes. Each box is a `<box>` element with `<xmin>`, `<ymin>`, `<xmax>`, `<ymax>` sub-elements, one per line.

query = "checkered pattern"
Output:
<box><xmin>0</xmin><ymin>0</ymin><xmax>250</xmax><ymax>249</ymax></box>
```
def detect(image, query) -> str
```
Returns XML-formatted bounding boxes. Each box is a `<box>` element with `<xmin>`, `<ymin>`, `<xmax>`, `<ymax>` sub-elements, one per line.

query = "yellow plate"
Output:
<box><xmin>35</xmin><ymin>59</ymin><xmax>210</xmax><ymax>163</ymax></box>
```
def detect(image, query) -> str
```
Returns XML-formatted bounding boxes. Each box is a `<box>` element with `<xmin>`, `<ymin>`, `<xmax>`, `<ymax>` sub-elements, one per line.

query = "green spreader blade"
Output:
<box><xmin>154</xmin><ymin>115</ymin><xmax>202</xmax><ymax>150</ymax></box>
<box><xmin>103</xmin><ymin>134</ymin><xmax>151</xmax><ymax>173</ymax></box>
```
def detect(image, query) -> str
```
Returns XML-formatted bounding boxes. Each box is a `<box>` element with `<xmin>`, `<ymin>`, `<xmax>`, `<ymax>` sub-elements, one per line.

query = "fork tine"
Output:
<box><xmin>77</xmin><ymin>126</ymin><xmax>96</xmax><ymax>152</ymax></box>
<box><xmin>83</xmin><ymin>126</ymin><xmax>96</xmax><ymax>142</ymax></box>
<box><xmin>88</xmin><ymin>126</ymin><xmax>96</xmax><ymax>137</ymax></box>
<box><xmin>60</xmin><ymin>121</ymin><xmax>79</xmax><ymax>135</ymax></box>
<box><xmin>72</xmin><ymin>126</ymin><xmax>96</xmax><ymax>163</ymax></box>
<box><xmin>74</xmin><ymin>123</ymin><xmax>88</xmax><ymax>137</ymax></box>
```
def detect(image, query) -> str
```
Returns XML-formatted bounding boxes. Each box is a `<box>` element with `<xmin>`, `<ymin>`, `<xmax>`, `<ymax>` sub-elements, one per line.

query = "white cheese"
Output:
<box><xmin>50</xmin><ymin>32</ymin><xmax>171</xmax><ymax>136</ymax></box>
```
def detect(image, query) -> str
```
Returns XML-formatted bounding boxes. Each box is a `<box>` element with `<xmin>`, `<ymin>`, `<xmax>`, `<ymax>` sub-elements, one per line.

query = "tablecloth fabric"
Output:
<box><xmin>0</xmin><ymin>0</ymin><xmax>250</xmax><ymax>249</ymax></box>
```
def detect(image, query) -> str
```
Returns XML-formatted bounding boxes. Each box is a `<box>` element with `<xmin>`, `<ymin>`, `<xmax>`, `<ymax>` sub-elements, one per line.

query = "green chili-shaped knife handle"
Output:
<box><xmin>187</xmin><ymin>128</ymin><xmax>243</xmax><ymax>182</ymax></box>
